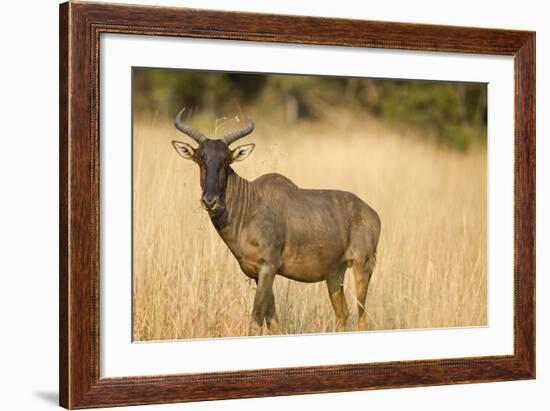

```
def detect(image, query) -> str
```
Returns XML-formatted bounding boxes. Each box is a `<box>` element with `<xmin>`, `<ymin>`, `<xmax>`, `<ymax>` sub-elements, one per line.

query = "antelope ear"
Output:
<box><xmin>231</xmin><ymin>144</ymin><xmax>255</xmax><ymax>162</ymax></box>
<box><xmin>172</xmin><ymin>141</ymin><xmax>196</xmax><ymax>161</ymax></box>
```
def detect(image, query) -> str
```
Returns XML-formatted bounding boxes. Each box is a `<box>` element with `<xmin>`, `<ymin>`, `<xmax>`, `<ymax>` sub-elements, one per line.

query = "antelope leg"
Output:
<box><xmin>326</xmin><ymin>268</ymin><xmax>349</xmax><ymax>332</ymax></box>
<box><xmin>352</xmin><ymin>257</ymin><xmax>375</xmax><ymax>331</ymax></box>
<box><xmin>248</xmin><ymin>264</ymin><xmax>276</xmax><ymax>336</ymax></box>
<box><xmin>265</xmin><ymin>292</ymin><xmax>281</xmax><ymax>335</ymax></box>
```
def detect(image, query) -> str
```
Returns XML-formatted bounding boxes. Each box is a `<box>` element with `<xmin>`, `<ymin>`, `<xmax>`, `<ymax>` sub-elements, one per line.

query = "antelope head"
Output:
<box><xmin>172</xmin><ymin>108</ymin><xmax>255</xmax><ymax>217</ymax></box>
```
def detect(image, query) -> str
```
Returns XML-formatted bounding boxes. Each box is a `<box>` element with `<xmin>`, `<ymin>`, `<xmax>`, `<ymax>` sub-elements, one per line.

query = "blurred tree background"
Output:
<box><xmin>133</xmin><ymin>68</ymin><xmax>486</xmax><ymax>151</ymax></box>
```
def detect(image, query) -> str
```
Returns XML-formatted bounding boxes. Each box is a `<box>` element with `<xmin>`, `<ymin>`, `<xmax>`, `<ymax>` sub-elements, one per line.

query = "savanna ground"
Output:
<box><xmin>132</xmin><ymin>111</ymin><xmax>487</xmax><ymax>341</ymax></box>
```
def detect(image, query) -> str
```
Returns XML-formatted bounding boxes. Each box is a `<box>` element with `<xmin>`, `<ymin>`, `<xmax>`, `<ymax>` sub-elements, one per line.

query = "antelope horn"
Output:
<box><xmin>174</xmin><ymin>108</ymin><xmax>207</xmax><ymax>144</ymax></box>
<box><xmin>221</xmin><ymin>117</ymin><xmax>254</xmax><ymax>146</ymax></box>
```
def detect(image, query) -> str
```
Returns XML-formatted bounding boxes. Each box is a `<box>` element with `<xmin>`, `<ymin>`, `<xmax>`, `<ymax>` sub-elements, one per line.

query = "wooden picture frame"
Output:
<box><xmin>59</xmin><ymin>1</ymin><xmax>535</xmax><ymax>408</ymax></box>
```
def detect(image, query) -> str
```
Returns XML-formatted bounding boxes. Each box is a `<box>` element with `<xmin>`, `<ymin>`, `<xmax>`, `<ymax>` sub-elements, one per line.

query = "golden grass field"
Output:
<box><xmin>132</xmin><ymin>112</ymin><xmax>487</xmax><ymax>341</ymax></box>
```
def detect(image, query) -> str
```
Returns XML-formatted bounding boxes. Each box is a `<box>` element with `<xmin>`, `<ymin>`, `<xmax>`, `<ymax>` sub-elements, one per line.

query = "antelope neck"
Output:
<box><xmin>211</xmin><ymin>168</ymin><xmax>256</xmax><ymax>231</ymax></box>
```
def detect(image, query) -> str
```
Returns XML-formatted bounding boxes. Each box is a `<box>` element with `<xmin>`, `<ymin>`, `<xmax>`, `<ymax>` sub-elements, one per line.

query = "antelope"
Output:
<box><xmin>172</xmin><ymin>108</ymin><xmax>381</xmax><ymax>335</ymax></box>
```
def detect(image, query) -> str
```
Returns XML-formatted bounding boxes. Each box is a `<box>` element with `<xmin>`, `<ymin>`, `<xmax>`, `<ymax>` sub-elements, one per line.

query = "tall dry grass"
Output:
<box><xmin>132</xmin><ymin>113</ymin><xmax>486</xmax><ymax>341</ymax></box>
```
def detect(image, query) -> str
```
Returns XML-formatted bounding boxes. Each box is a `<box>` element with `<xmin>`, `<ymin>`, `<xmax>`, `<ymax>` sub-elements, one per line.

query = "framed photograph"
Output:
<box><xmin>59</xmin><ymin>1</ymin><xmax>535</xmax><ymax>408</ymax></box>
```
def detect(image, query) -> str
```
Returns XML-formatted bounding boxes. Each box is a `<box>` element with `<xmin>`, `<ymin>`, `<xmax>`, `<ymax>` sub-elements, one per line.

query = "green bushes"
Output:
<box><xmin>133</xmin><ymin>68</ymin><xmax>486</xmax><ymax>151</ymax></box>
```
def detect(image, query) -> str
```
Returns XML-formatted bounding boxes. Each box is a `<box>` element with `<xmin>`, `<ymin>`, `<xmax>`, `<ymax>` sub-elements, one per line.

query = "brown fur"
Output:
<box><xmin>173</xmin><ymin>134</ymin><xmax>381</xmax><ymax>335</ymax></box>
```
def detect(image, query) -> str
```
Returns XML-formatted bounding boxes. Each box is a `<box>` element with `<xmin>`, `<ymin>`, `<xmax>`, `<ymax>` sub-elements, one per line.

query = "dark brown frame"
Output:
<box><xmin>59</xmin><ymin>1</ymin><xmax>535</xmax><ymax>409</ymax></box>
